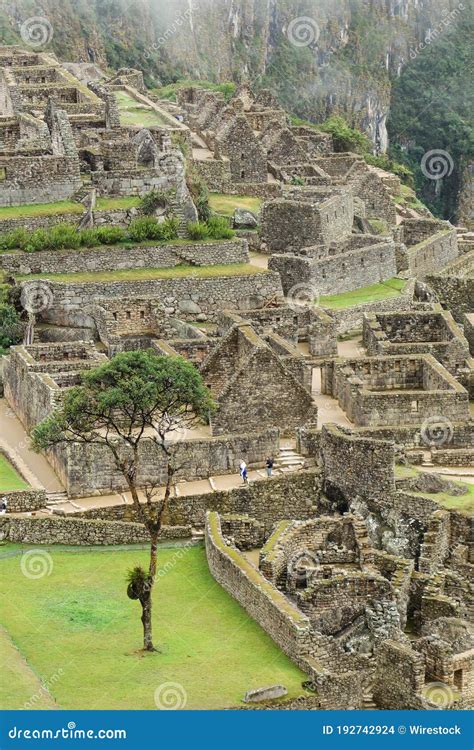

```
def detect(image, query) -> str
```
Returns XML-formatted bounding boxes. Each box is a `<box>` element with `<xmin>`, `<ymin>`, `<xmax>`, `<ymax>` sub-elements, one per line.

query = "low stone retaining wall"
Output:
<box><xmin>1</xmin><ymin>239</ymin><xmax>249</xmax><ymax>275</ymax></box>
<box><xmin>431</xmin><ymin>448</ymin><xmax>474</xmax><ymax>467</ymax></box>
<box><xmin>323</xmin><ymin>280</ymin><xmax>428</xmax><ymax>335</ymax></box>
<box><xmin>78</xmin><ymin>469</ymin><xmax>322</xmax><ymax>533</ymax></box>
<box><xmin>0</xmin><ymin>207</ymin><xmax>138</xmax><ymax>235</ymax></box>
<box><xmin>0</xmin><ymin>515</ymin><xmax>151</xmax><ymax>545</ymax></box>
<box><xmin>0</xmin><ymin>489</ymin><xmax>47</xmax><ymax>513</ymax></box>
<box><xmin>0</xmin><ymin>515</ymin><xmax>192</xmax><ymax>545</ymax></box>
<box><xmin>50</xmin><ymin>429</ymin><xmax>279</xmax><ymax>498</ymax></box>
<box><xmin>205</xmin><ymin>511</ymin><xmax>315</xmax><ymax>668</ymax></box>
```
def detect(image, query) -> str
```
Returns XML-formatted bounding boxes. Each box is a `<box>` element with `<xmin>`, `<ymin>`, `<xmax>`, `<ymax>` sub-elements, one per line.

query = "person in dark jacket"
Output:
<box><xmin>266</xmin><ymin>456</ymin><xmax>274</xmax><ymax>477</ymax></box>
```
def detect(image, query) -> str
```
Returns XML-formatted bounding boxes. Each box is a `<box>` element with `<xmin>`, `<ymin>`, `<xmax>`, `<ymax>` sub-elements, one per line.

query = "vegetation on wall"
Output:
<box><xmin>388</xmin><ymin>9</ymin><xmax>474</xmax><ymax>220</ymax></box>
<box><xmin>0</xmin><ymin>303</ymin><xmax>23</xmax><ymax>351</ymax></box>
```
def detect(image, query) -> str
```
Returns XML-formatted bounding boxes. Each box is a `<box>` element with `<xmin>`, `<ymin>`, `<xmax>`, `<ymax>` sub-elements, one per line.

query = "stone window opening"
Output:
<box><xmin>140</xmin><ymin>310</ymin><xmax>145</xmax><ymax>319</ymax></box>
<box><xmin>0</xmin><ymin>167</ymin><xmax>6</xmax><ymax>181</ymax></box>
<box><xmin>112</xmin><ymin>312</ymin><xmax>117</xmax><ymax>320</ymax></box>
<box><xmin>410</xmin><ymin>400</ymin><xmax>418</xmax><ymax>412</ymax></box>
<box><xmin>240</xmin><ymin>169</ymin><xmax>245</xmax><ymax>179</ymax></box>
<box><xmin>126</xmin><ymin>311</ymin><xmax>131</xmax><ymax>319</ymax></box>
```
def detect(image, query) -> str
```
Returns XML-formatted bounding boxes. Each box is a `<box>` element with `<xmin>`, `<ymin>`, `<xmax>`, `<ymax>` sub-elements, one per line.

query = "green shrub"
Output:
<box><xmin>186</xmin><ymin>169</ymin><xmax>211</xmax><ymax>222</ymax></box>
<box><xmin>95</xmin><ymin>226</ymin><xmax>126</xmax><ymax>245</ymax></box>
<box><xmin>319</xmin><ymin>115</ymin><xmax>371</xmax><ymax>154</ymax></box>
<box><xmin>206</xmin><ymin>215</ymin><xmax>234</xmax><ymax>239</ymax></box>
<box><xmin>139</xmin><ymin>189</ymin><xmax>170</xmax><ymax>216</ymax></box>
<box><xmin>0</xmin><ymin>303</ymin><xmax>23</xmax><ymax>349</ymax></box>
<box><xmin>0</xmin><ymin>228</ymin><xmax>30</xmax><ymax>251</ymax></box>
<box><xmin>24</xmin><ymin>228</ymin><xmax>50</xmax><ymax>253</ymax></box>
<box><xmin>187</xmin><ymin>221</ymin><xmax>209</xmax><ymax>241</ymax></box>
<box><xmin>128</xmin><ymin>216</ymin><xmax>163</xmax><ymax>242</ymax></box>
<box><xmin>79</xmin><ymin>228</ymin><xmax>101</xmax><ymax>247</ymax></box>
<box><xmin>160</xmin><ymin>216</ymin><xmax>180</xmax><ymax>241</ymax></box>
<box><xmin>47</xmin><ymin>224</ymin><xmax>81</xmax><ymax>251</ymax></box>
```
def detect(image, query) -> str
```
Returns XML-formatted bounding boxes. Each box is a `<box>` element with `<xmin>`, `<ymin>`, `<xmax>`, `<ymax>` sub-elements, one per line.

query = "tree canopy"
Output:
<box><xmin>32</xmin><ymin>350</ymin><xmax>215</xmax><ymax>456</ymax></box>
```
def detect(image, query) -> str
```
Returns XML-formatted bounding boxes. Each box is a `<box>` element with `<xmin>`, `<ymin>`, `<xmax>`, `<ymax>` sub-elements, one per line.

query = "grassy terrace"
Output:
<box><xmin>412</xmin><ymin>481</ymin><xmax>474</xmax><ymax>515</ymax></box>
<box><xmin>395</xmin><ymin>465</ymin><xmax>474</xmax><ymax>515</ymax></box>
<box><xmin>115</xmin><ymin>90</ymin><xmax>171</xmax><ymax>128</ymax></box>
<box><xmin>0</xmin><ymin>543</ymin><xmax>306</xmax><ymax>709</ymax></box>
<box><xmin>320</xmin><ymin>278</ymin><xmax>406</xmax><ymax>309</ymax></box>
<box><xmin>0</xmin><ymin>454</ymin><xmax>28</xmax><ymax>492</ymax></box>
<box><xmin>209</xmin><ymin>193</ymin><xmax>262</xmax><ymax>217</ymax></box>
<box><xmin>15</xmin><ymin>263</ymin><xmax>268</xmax><ymax>284</ymax></box>
<box><xmin>0</xmin><ymin>197</ymin><xmax>140</xmax><ymax>221</ymax></box>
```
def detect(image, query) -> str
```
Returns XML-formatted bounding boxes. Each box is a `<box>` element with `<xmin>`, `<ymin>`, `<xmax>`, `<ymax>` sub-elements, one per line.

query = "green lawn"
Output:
<box><xmin>320</xmin><ymin>278</ymin><xmax>406</xmax><ymax>310</ymax></box>
<box><xmin>115</xmin><ymin>91</ymin><xmax>171</xmax><ymax>128</ymax></box>
<box><xmin>0</xmin><ymin>544</ymin><xmax>307</xmax><ymax>709</ymax></box>
<box><xmin>0</xmin><ymin>197</ymin><xmax>140</xmax><ymax>221</ymax></box>
<box><xmin>16</xmin><ymin>263</ymin><xmax>268</xmax><ymax>284</ymax></box>
<box><xmin>0</xmin><ymin>454</ymin><xmax>28</xmax><ymax>492</ymax></box>
<box><xmin>209</xmin><ymin>193</ymin><xmax>262</xmax><ymax>217</ymax></box>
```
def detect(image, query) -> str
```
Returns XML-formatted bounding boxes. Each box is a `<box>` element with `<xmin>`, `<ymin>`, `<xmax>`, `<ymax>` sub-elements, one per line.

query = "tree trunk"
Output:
<box><xmin>141</xmin><ymin>530</ymin><xmax>160</xmax><ymax>652</ymax></box>
<box><xmin>141</xmin><ymin>592</ymin><xmax>155</xmax><ymax>652</ymax></box>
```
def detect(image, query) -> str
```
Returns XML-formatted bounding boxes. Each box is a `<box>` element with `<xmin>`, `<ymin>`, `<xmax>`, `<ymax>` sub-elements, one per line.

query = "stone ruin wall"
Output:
<box><xmin>30</xmin><ymin>272</ymin><xmax>284</xmax><ymax>329</ymax></box>
<box><xmin>49</xmin><ymin>429</ymin><xmax>279</xmax><ymax>498</ymax></box>
<box><xmin>363</xmin><ymin>310</ymin><xmax>470</xmax><ymax>378</ymax></box>
<box><xmin>270</xmin><ymin>238</ymin><xmax>396</xmax><ymax>297</ymax></box>
<box><xmin>78</xmin><ymin>469</ymin><xmax>322</xmax><ymax>534</ymax></box>
<box><xmin>0</xmin><ymin>238</ymin><xmax>249</xmax><ymax>276</ymax></box>
<box><xmin>0</xmin><ymin>153</ymin><xmax>81</xmax><ymax>206</ymax></box>
<box><xmin>407</xmin><ymin>229</ymin><xmax>458</xmax><ymax>277</ymax></box>
<box><xmin>325</xmin><ymin>355</ymin><xmax>469</xmax><ymax>427</ymax></box>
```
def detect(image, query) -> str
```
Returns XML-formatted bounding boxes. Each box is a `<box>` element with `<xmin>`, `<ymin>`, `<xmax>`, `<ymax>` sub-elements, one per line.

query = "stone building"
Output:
<box><xmin>363</xmin><ymin>308</ymin><xmax>471</xmax><ymax>381</ymax></box>
<box><xmin>201</xmin><ymin>322</ymin><xmax>317</xmax><ymax>436</ymax></box>
<box><xmin>321</xmin><ymin>354</ymin><xmax>470</xmax><ymax>427</ymax></box>
<box><xmin>214</xmin><ymin>110</ymin><xmax>267</xmax><ymax>183</ymax></box>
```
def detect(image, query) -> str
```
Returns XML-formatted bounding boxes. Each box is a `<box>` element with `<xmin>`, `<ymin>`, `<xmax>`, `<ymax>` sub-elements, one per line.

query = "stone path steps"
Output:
<box><xmin>362</xmin><ymin>687</ymin><xmax>377</xmax><ymax>709</ymax></box>
<box><xmin>274</xmin><ymin>446</ymin><xmax>305</xmax><ymax>473</ymax></box>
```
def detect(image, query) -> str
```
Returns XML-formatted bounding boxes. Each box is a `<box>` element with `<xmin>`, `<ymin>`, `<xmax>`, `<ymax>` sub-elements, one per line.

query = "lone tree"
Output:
<box><xmin>32</xmin><ymin>350</ymin><xmax>214</xmax><ymax>652</ymax></box>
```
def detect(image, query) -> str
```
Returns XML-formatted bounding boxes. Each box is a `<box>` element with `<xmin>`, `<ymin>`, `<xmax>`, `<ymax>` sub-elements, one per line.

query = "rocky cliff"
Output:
<box><xmin>1</xmin><ymin>0</ymin><xmax>471</xmax><ymax>222</ymax></box>
<box><xmin>0</xmin><ymin>0</ymin><xmax>460</xmax><ymax>148</ymax></box>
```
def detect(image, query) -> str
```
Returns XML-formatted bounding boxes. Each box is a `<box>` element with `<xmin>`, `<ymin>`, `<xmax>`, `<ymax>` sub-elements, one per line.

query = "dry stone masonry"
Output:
<box><xmin>0</xmin><ymin>48</ymin><xmax>472</xmax><ymax>712</ymax></box>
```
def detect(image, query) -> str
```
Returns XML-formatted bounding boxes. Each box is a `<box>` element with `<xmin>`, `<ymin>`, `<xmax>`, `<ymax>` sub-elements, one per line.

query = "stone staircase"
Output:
<box><xmin>274</xmin><ymin>446</ymin><xmax>306</xmax><ymax>474</ymax></box>
<box><xmin>168</xmin><ymin>199</ymin><xmax>190</xmax><ymax>238</ymax></box>
<box><xmin>362</xmin><ymin>686</ymin><xmax>377</xmax><ymax>709</ymax></box>
<box><xmin>45</xmin><ymin>490</ymin><xmax>69</xmax><ymax>512</ymax></box>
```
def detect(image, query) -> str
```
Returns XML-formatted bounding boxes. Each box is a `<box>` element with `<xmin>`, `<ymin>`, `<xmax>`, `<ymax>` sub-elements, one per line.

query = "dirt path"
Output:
<box><xmin>0</xmin><ymin>625</ymin><xmax>59</xmax><ymax>709</ymax></box>
<box><xmin>0</xmin><ymin>399</ymin><xmax>63</xmax><ymax>492</ymax></box>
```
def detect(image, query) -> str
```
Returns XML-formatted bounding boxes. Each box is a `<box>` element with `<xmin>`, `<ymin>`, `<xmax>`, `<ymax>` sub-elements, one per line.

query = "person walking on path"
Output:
<box><xmin>239</xmin><ymin>460</ymin><xmax>248</xmax><ymax>484</ymax></box>
<box><xmin>266</xmin><ymin>456</ymin><xmax>274</xmax><ymax>477</ymax></box>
